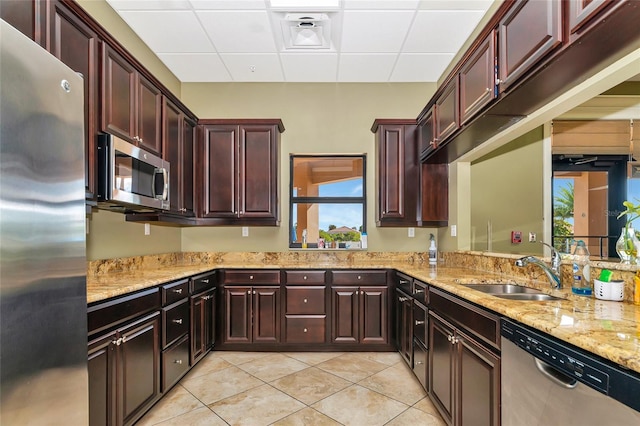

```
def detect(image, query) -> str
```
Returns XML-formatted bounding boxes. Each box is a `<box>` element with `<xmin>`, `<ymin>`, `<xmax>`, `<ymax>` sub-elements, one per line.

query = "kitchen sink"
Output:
<box><xmin>462</xmin><ymin>284</ymin><xmax>565</xmax><ymax>301</ymax></box>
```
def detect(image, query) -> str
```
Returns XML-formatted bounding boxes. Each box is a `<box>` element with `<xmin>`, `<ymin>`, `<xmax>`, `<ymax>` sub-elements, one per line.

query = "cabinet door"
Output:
<box><xmin>378</xmin><ymin>124</ymin><xmax>405</xmax><ymax>221</ymax></box>
<box><xmin>137</xmin><ymin>74</ymin><xmax>162</xmax><ymax>155</ymax></box>
<box><xmin>191</xmin><ymin>287</ymin><xmax>216</xmax><ymax>364</ymax></box>
<box><xmin>331</xmin><ymin>286</ymin><xmax>359</xmax><ymax>343</ymax></box>
<box><xmin>181</xmin><ymin>117</ymin><xmax>196</xmax><ymax>216</ymax></box>
<box><xmin>101</xmin><ymin>44</ymin><xmax>136</xmax><ymax>141</ymax></box>
<box><xmin>239</xmin><ymin>125</ymin><xmax>278</xmax><ymax>219</ymax></box>
<box><xmin>419</xmin><ymin>107</ymin><xmax>437</xmax><ymax>158</ymax></box>
<box><xmin>0</xmin><ymin>0</ymin><xmax>47</xmax><ymax>46</ymax></box>
<box><xmin>435</xmin><ymin>77</ymin><xmax>459</xmax><ymax>142</ymax></box>
<box><xmin>498</xmin><ymin>0</ymin><xmax>562</xmax><ymax>92</ymax></box>
<box><xmin>395</xmin><ymin>289</ymin><xmax>412</xmax><ymax>365</ymax></box>
<box><xmin>224</xmin><ymin>286</ymin><xmax>251</xmax><ymax>343</ymax></box>
<box><xmin>202</xmin><ymin>125</ymin><xmax>238</xmax><ymax>218</ymax></box>
<box><xmin>457</xmin><ymin>330</ymin><xmax>500</xmax><ymax>426</ymax></box>
<box><xmin>50</xmin><ymin>0</ymin><xmax>99</xmax><ymax>197</ymax></box>
<box><xmin>429</xmin><ymin>312</ymin><xmax>455</xmax><ymax>425</ymax></box>
<box><xmin>118</xmin><ymin>312</ymin><xmax>161</xmax><ymax>426</ymax></box>
<box><xmin>460</xmin><ymin>30</ymin><xmax>496</xmax><ymax>125</ymax></box>
<box><xmin>88</xmin><ymin>334</ymin><xmax>117</xmax><ymax>426</ymax></box>
<box><xmin>163</xmin><ymin>98</ymin><xmax>182</xmax><ymax>214</ymax></box>
<box><xmin>420</xmin><ymin>163</ymin><xmax>448</xmax><ymax>226</ymax></box>
<box><xmin>253</xmin><ymin>286</ymin><xmax>280</xmax><ymax>343</ymax></box>
<box><xmin>568</xmin><ymin>0</ymin><xmax>616</xmax><ymax>36</ymax></box>
<box><xmin>360</xmin><ymin>286</ymin><xmax>388</xmax><ymax>344</ymax></box>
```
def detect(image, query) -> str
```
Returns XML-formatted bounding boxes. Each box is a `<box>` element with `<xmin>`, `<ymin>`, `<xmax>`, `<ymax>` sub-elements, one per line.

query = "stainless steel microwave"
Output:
<box><xmin>97</xmin><ymin>134</ymin><xmax>170</xmax><ymax>211</ymax></box>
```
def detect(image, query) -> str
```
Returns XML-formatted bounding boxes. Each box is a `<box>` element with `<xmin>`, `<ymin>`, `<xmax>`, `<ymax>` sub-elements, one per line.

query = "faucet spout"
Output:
<box><xmin>515</xmin><ymin>254</ymin><xmax>562</xmax><ymax>289</ymax></box>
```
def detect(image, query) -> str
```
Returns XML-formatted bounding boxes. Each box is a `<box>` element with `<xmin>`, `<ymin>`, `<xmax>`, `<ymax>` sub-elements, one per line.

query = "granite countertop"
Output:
<box><xmin>86</xmin><ymin>252</ymin><xmax>640</xmax><ymax>375</ymax></box>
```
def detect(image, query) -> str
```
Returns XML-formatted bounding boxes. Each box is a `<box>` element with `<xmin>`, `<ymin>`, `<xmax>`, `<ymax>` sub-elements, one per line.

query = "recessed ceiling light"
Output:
<box><xmin>269</xmin><ymin>0</ymin><xmax>340</xmax><ymax>10</ymax></box>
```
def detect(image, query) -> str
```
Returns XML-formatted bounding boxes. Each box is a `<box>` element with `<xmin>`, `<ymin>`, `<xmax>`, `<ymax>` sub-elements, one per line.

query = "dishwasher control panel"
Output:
<box><xmin>502</xmin><ymin>318</ymin><xmax>640</xmax><ymax>413</ymax></box>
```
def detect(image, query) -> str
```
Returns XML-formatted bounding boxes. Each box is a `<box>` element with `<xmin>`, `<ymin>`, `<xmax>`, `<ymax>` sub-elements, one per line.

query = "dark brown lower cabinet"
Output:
<box><xmin>191</xmin><ymin>287</ymin><xmax>216</xmax><ymax>364</ymax></box>
<box><xmin>88</xmin><ymin>312</ymin><xmax>161</xmax><ymax>426</ymax></box>
<box><xmin>428</xmin><ymin>310</ymin><xmax>500</xmax><ymax>426</ymax></box>
<box><xmin>331</xmin><ymin>286</ymin><xmax>388</xmax><ymax>345</ymax></box>
<box><xmin>395</xmin><ymin>288</ymin><xmax>413</xmax><ymax>365</ymax></box>
<box><xmin>224</xmin><ymin>286</ymin><xmax>280</xmax><ymax>344</ymax></box>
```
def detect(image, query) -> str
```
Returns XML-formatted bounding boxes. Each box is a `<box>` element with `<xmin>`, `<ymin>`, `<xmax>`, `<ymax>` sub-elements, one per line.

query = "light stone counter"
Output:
<box><xmin>87</xmin><ymin>251</ymin><xmax>640</xmax><ymax>375</ymax></box>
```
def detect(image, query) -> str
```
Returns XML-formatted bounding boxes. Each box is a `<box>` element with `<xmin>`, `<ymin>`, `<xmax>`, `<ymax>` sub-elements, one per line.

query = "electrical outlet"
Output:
<box><xmin>408</xmin><ymin>227</ymin><xmax>415</xmax><ymax>238</ymax></box>
<box><xmin>451</xmin><ymin>225</ymin><xmax>457</xmax><ymax>237</ymax></box>
<box><xmin>529</xmin><ymin>232</ymin><xmax>537</xmax><ymax>242</ymax></box>
<box><xmin>242</xmin><ymin>226</ymin><xmax>249</xmax><ymax>237</ymax></box>
<box><xmin>144</xmin><ymin>223</ymin><xmax>150</xmax><ymax>236</ymax></box>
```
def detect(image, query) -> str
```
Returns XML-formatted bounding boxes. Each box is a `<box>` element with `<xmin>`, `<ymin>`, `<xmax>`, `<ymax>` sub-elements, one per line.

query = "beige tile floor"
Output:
<box><xmin>137</xmin><ymin>351</ymin><xmax>447</xmax><ymax>426</ymax></box>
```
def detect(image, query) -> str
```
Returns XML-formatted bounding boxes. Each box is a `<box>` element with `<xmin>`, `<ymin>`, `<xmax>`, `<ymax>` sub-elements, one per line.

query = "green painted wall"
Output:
<box><xmin>470</xmin><ymin>127</ymin><xmax>545</xmax><ymax>254</ymax></box>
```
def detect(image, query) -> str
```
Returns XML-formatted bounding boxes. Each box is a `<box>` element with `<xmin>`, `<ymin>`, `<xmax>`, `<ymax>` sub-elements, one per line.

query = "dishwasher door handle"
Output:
<box><xmin>535</xmin><ymin>358</ymin><xmax>578</xmax><ymax>389</ymax></box>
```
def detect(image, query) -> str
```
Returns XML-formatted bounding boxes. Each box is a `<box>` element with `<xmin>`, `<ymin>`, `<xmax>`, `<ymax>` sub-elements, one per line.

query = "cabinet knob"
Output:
<box><xmin>172</xmin><ymin>288</ymin><xmax>183</xmax><ymax>294</ymax></box>
<box><xmin>415</xmin><ymin>320</ymin><xmax>425</xmax><ymax>326</ymax></box>
<box><xmin>247</xmin><ymin>290</ymin><xmax>251</xmax><ymax>294</ymax></box>
<box><xmin>303</xmin><ymin>298</ymin><xmax>308</xmax><ymax>303</ymax></box>
<box><xmin>174</xmin><ymin>359</ymin><xmax>183</xmax><ymax>365</ymax></box>
<box><xmin>249</xmin><ymin>275</ymin><xmax>254</xmax><ymax>280</ymax></box>
<box><xmin>486</xmin><ymin>87</ymin><xmax>492</xmax><ymax>92</ymax></box>
<box><xmin>253</xmin><ymin>290</ymin><xmax>256</xmax><ymax>295</ymax></box>
<box><xmin>496</xmin><ymin>78</ymin><xmax>502</xmax><ymax>85</ymax></box>
<box><xmin>357</xmin><ymin>275</ymin><xmax>362</xmax><ymax>280</ymax></box>
<box><xmin>447</xmin><ymin>335</ymin><xmax>453</xmax><ymax>342</ymax></box>
<box><xmin>303</xmin><ymin>276</ymin><xmax>307</xmax><ymax>280</ymax></box>
<box><xmin>303</xmin><ymin>328</ymin><xmax>308</xmax><ymax>333</ymax></box>
<box><xmin>172</xmin><ymin>319</ymin><xmax>183</xmax><ymax>325</ymax></box>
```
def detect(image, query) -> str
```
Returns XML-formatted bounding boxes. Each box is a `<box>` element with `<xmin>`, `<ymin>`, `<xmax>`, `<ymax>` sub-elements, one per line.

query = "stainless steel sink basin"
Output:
<box><xmin>462</xmin><ymin>284</ymin><xmax>564</xmax><ymax>301</ymax></box>
<box><xmin>462</xmin><ymin>284</ymin><xmax>541</xmax><ymax>294</ymax></box>
<box><xmin>494</xmin><ymin>293</ymin><xmax>564</xmax><ymax>301</ymax></box>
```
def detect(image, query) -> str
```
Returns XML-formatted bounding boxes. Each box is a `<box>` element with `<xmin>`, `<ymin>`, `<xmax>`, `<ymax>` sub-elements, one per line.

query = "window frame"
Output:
<box><xmin>289</xmin><ymin>154</ymin><xmax>367</xmax><ymax>249</ymax></box>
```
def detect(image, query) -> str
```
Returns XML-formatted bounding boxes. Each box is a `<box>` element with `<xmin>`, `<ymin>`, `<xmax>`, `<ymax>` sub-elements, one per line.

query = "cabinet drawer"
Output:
<box><xmin>285</xmin><ymin>316</ymin><xmax>326</xmax><ymax>343</ymax></box>
<box><xmin>285</xmin><ymin>270</ymin><xmax>326</xmax><ymax>284</ymax></box>
<box><xmin>413</xmin><ymin>339</ymin><xmax>428</xmax><ymax>389</ymax></box>
<box><xmin>162</xmin><ymin>299</ymin><xmax>189</xmax><ymax>348</ymax></box>
<box><xmin>162</xmin><ymin>280</ymin><xmax>189</xmax><ymax>306</ymax></box>
<box><xmin>413</xmin><ymin>280</ymin><xmax>428</xmax><ymax>305</ymax></box>
<box><xmin>413</xmin><ymin>301</ymin><xmax>428</xmax><ymax>348</ymax></box>
<box><xmin>429</xmin><ymin>287</ymin><xmax>500</xmax><ymax>350</ymax></box>
<box><xmin>162</xmin><ymin>335</ymin><xmax>190</xmax><ymax>391</ymax></box>
<box><xmin>88</xmin><ymin>287</ymin><xmax>160</xmax><ymax>336</ymax></box>
<box><xmin>285</xmin><ymin>286</ymin><xmax>326</xmax><ymax>314</ymax></box>
<box><xmin>331</xmin><ymin>270</ymin><xmax>387</xmax><ymax>285</ymax></box>
<box><xmin>192</xmin><ymin>272</ymin><xmax>216</xmax><ymax>294</ymax></box>
<box><xmin>224</xmin><ymin>270</ymin><xmax>280</xmax><ymax>284</ymax></box>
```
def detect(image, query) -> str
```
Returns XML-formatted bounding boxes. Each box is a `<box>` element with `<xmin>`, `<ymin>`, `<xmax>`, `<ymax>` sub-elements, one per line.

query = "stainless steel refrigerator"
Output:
<box><xmin>0</xmin><ymin>19</ymin><xmax>88</xmax><ymax>424</ymax></box>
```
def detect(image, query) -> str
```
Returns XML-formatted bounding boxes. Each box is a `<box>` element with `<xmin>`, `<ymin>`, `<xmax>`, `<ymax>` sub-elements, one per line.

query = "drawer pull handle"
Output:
<box><xmin>202</xmin><ymin>279</ymin><xmax>209</xmax><ymax>283</ymax></box>
<box><xmin>416</xmin><ymin>361</ymin><xmax>423</xmax><ymax>365</ymax></box>
<box><xmin>172</xmin><ymin>319</ymin><xmax>183</xmax><ymax>325</ymax></box>
<box><xmin>172</xmin><ymin>288</ymin><xmax>183</xmax><ymax>294</ymax></box>
<box><xmin>399</xmin><ymin>280</ymin><xmax>409</xmax><ymax>285</ymax></box>
<box><xmin>174</xmin><ymin>359</ymin><xmax>183</xmax><ymax>365</ymax></box>
<box><xmin>249</xmin><ymin>275</ymin><xmax>254</xmax><ymax>280</ymax></box>
<box><xmin>304</xmin><ymin>298</ymin><xmax>308</xmax><ymax>303</ymax></box>
<box><xmin>303</xmin><ymin>328</ymin><xmax>308</xmax><ymax>333</ymax></box>
<box><xmin>398</xmin><ymin>297</ymin><xmax>408</xmax><ymax>302</ymax></box>
<box><xmin>415</xmin><ymin>320</ymin><xmax>425</xmax><ymax>326</ymax></box>
<box><xmin>414</xmin><ymin>289</ymin><xmax>424</xmax><ymax>294</ymax></box>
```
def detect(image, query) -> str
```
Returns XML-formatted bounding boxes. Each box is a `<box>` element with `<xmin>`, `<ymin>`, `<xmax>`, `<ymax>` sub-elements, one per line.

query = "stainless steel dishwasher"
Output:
<box><xmin>501</xmin><ymin>319</ymin><xmax>640</xmax><ymax>425</ymax></box>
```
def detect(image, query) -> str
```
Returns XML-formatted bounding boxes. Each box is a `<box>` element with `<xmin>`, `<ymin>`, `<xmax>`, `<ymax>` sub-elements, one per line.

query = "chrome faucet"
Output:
<box><xmin>515</xmin><ymin>242</ymin><xmax>562</xmax><ymax>289</ymax></box>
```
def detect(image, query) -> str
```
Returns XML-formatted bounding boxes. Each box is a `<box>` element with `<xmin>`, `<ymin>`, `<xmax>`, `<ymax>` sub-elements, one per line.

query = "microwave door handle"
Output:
<box><xmin>161</xmin><ymin>168</ymin><xmax>168</xmax><ymax>201</ymax></box>
<box><xmin>153</xmin><ymin>168</ymin><xmax>167</xmax><ymax>200</ymax></box>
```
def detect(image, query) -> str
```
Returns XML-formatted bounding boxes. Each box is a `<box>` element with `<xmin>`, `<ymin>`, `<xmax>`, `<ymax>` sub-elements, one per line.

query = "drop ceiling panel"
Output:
<box><xmin>118</xmin><ymin>11</ymin><xmax>214</xmax><ymax>53</ymax></box>
<box><xmin>338</xmin><ymin>54</ymin><xmax>396</xmax><ymax>82</ymax></box>
<box><xmin>280</xmin><ymin>53</ymin><xmax>338</xmax><ymax>82</ymax></box>
<box><xmin>341</xmin><ymin>10</ymin><xmax>415</xmax><ymax>53</ymax></box>
<box><xmin>391</xmin><ymin>53</ymin><xmax>453</xmax><ymax>82</ymax></box>
<box><xmin>105</xmin><ymin>0</ymin><xmax>496</xmax><ymax>82</ymax></box>
<box><xmin>158</xmin><ymin>53</ymin><xmax>232</xmax><ymax>81</ymax></box>
<box><xmin>220</xmin><ymin>53</ymin><xmax>284</xmax><ymax>81</ymax></box>
<box><xmin>196</xmin><ymin>10</ymin><xmax>277</xmax><ymax>52</ymax></box>
<box><xmin>403</xmin><ymin>10</ymin><xmax>485</xmax><ymax>53</ymax></box>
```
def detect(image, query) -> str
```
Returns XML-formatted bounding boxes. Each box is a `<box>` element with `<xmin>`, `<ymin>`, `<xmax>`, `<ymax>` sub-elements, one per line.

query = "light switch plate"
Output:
<box><xmin>242</xmin><ymin>226</ymin><xmax>249</xmax><ymax>237</ymax></box>
<box><xmin>144</xmin><ymin>223</ymin><xmax>150</xmax><ymax>236</ymax></box>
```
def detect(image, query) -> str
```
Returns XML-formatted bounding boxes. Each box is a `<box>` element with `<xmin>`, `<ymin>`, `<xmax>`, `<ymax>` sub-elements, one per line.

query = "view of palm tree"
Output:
<box><xmin>553</xmin><ymin>179</ymin><xmax>574</xmax><ymax>251</ymax></box>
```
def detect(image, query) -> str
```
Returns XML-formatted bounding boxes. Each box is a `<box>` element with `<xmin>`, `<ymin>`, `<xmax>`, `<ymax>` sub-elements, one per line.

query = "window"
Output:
<box><xmin>290</xmin><ymin>155</ymin><xmax>366</xmax><ymax>249</ymax></box>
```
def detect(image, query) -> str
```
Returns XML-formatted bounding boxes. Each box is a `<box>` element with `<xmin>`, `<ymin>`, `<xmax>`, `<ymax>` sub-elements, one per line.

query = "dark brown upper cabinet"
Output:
<box><xmin>0</xmin><ymin>0</ymin><xmax>47</xmax><ymax>47</ymax></box>
<box><xmin>372</xmin><ymin>119</ymin><xmax>418</xmax><ymax>227</ymax></box>
<box><xmin>101</xmin><ymin>43</ymin><xmax>162</xmax><ymax>156</ymax></box>
<box><xmin>162</xmin><ymin>97</ymin><xmax>195</xmax><ymax>217</ymax></box>
<box><xmin>435</xmin><ymin>78</ymin><xmax>460</xmax><ymax>143</ymax></box>
<box><xmin>49</xmin><ymin>0</ymin><xmax>99</xmax><ymax>198</ymax></box>
<box><xmin>568</xmin><ymin>0</ymin><xmax>620</xmax><ymax>40</ymax></box>
<box><xmin>419</xmin><ymin>107</ymin><xmax>437</xmax><ymax>161</ymax></box>
<box><xmin>199</xmin><ymin>120</ymin><xmax>283</xmax><ymax>225</ymax></box>
<box><xmin>498</xmin><ymin>0</ymin><xmax>563</xmax><ymax>93</ymax></box>
<box><xmin>419</xmin><ymin>163</ymin><xmax>448</xmax><ymax>227</ymax></box>
<box><xmin>459</xmin><ymin>30</ymin><xmax>497</xmax><ymax>125</ymax></box>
